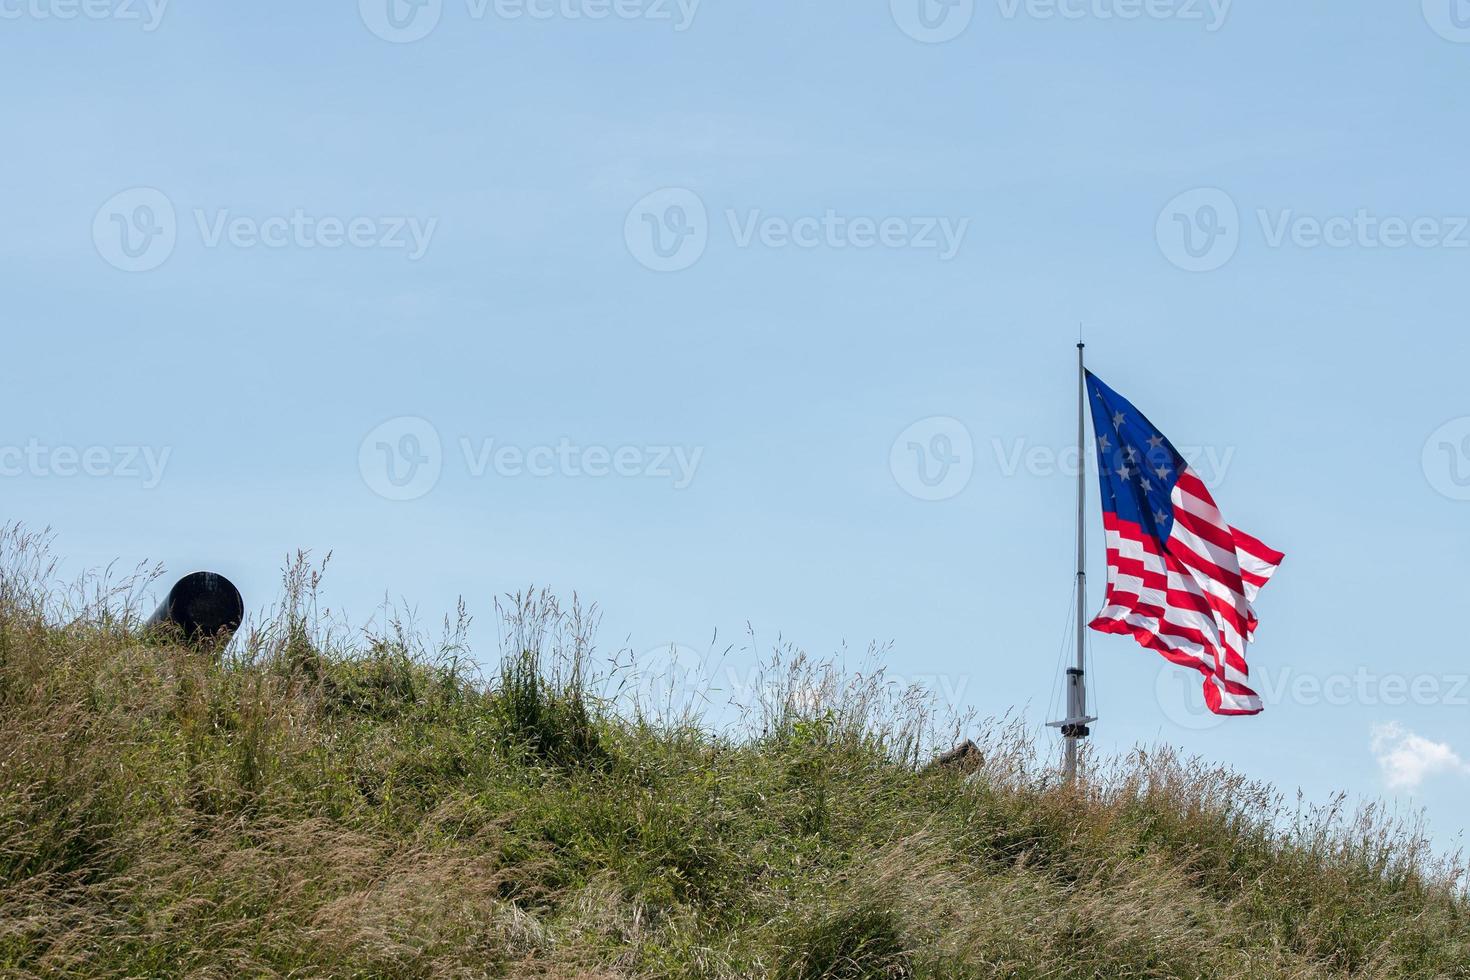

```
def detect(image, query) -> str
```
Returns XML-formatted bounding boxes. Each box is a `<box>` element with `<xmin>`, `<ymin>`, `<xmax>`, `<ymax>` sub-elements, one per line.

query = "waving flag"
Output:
<box><xmin>1086</xmin><ymin>372</ymin><xmax>1284</xmax><ymax>716</ymax></box>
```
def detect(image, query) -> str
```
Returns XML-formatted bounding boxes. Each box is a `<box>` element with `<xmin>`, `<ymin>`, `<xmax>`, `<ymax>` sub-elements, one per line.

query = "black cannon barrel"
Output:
<box><xmin>146</xmin><ymin>572</ymin><xmax>244</xmax><ymax>644</ymax></box>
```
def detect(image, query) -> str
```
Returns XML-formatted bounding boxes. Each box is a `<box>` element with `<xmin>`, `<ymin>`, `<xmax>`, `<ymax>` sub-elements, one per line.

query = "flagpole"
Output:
<box><xmin>1049</xmin><ymin>342</ymin><xmax>1096</xmax><ymax>781</ymax></box>
<box><xmin>1064</xmin><ymin>342</ymin><xmax>1091</xmax><ymax>783</ymax></box>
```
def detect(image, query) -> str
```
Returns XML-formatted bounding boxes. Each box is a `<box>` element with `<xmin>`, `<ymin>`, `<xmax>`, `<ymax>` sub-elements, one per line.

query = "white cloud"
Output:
<box><xmin>1370</xmin><ymin>723</ymin><xmax>1470</xmax><ymax>791</ymax></box>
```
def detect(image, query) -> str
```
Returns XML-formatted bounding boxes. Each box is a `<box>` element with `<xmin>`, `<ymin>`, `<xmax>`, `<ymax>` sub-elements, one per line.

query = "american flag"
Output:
<box><xmin>1085</xmin><ymin>372</ymin><xmax>1284</xmax><ymax>716</ymax></box>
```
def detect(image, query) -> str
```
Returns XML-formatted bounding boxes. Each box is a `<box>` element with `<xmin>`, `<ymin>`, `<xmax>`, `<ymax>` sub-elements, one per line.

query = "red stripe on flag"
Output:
<box><xmin>1092</xmin><ymin>509</ymin><xmax>1270</xmax><ymax>717</ymax></box>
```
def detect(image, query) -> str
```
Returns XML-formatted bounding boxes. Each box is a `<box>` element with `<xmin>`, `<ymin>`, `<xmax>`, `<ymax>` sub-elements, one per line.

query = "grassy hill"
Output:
<box><xmin>1</xmin><ymin>533</ymin><xmax>1466</xmax><ymax>978</ymax></box>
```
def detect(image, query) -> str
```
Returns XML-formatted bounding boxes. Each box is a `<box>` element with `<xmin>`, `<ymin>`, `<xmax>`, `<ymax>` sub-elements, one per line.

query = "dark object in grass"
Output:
<box><xmin>931</xmin><ymin>739</ymin><xmax>983</xmax><ymax>772</ymax></box>
<box><xmin>145</xmin><ymin>572</ymin><xmax>244</xmax><ymax>646</ymax></box>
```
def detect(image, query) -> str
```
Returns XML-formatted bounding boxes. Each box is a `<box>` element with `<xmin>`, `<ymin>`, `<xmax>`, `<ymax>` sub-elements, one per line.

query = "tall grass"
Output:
<box><xmin>0</xmin><ymin>528</ymin><xmax>1465</xmax><ymax>978</ymax></box>
<box><xmin>491</xmin><ymin>588</ymin><xmax>604</xmax><ymax>769</ymax></box>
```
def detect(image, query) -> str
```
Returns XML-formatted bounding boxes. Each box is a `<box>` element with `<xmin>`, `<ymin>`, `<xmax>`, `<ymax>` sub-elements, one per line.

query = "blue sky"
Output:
<box><xmin>3</xmin><ymin>2</ymin><xmax>1469</xmax><ymax>851</ymax></box>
